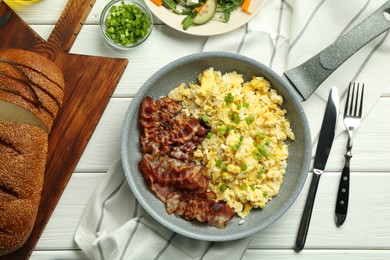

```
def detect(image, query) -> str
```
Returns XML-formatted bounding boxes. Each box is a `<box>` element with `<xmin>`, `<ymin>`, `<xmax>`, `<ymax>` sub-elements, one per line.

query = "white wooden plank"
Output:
<box><xmin>35</xmin><ymin>172</ymin><xmax>104</xmax><ymax>250</ymax></box>
<box><xmin>7</xmin><ymin>0</ymin><xmax>66</xmax><ymax>24</ymax></box>
<box><xmin>30</xmin><ymin>249</ymin><xmax>390</xmax><ymax>260</ymax></box>
<box><xmin>326</xmin><ymin>96</ymin><xmax>390</xmax><ymax>172</ymax></box>
<box><xmin>248</xmin><ymin>172</ymin><xmax>390</xmax><ymax>249</ymax></box>
<box><xmin>71</xmin><ymin>25</ymin><xmax>207</xmax><ymax>98</ymax></box>
<box><xmin>76</xmin><ymin>98</ymin><xmax>131</xmax><ymax>172</ymax></box>
<box><xmin>31</xmin><ymin>250</ymin><xmax>88</xmax><ymax>260</ymax></box>
<box><xmin>243</xmin><ymin>250</ymin><xmax>390</xmax><ymax>260</ymax></box>
<box><xmin>75</xmin><ymin>96</ymin><xmax>390</xmax><ymax>172</ymax></box>
<box><xmin>29</xmin><ymin>249</ymin><xmax>390</xmax><ymax>260</ymax></box>
<box><xmin>15</xmin><ymin>0</ymin><xmax>164</xmax><ymax>26</ymax></box>
<box><xmin>35</xmin><ymin>171</ymin><xmax>390</xmax><ymax>250</ymax></box>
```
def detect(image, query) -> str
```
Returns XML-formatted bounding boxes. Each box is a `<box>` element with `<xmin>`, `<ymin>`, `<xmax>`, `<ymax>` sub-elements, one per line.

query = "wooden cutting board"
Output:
<box><xmin>0</xmin><ymin>1</ymin><xmax>128</xmax><ymax>259</ymax></box>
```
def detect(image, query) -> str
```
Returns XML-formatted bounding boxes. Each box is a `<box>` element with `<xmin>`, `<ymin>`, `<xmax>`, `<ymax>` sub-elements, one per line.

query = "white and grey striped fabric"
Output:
<box><xmin>75</xmin><ymin>159</ymin><xmax>252</xmax><ymax>260</ymax></box>
<box><xmin>75</xmin><ymin>0</ymin><xmax>390</xmax><ymax>259</ymax></box>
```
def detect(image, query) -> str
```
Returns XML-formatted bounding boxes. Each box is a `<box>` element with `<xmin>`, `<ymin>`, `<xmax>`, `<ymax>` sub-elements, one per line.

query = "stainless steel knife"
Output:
<box><xmin>295</xmin><ymin>87</ymin><xmax>339</xmax><ymax>252</ymax></box>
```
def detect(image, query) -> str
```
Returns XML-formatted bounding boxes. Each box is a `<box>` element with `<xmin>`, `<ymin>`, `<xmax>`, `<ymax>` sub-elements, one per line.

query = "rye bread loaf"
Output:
<box><xmin>0</xmin><ymin>49</ymin><xmax>64</xmax><ymax>256</ymax></box>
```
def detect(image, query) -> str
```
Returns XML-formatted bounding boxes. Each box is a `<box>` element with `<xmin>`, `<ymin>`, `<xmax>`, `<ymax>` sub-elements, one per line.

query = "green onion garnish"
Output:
<box><xmin>224</xmin><ymin>93</ymin><xmax>234</xmax><ymax>103</ymax></box>
<box><xmin>216</xmin><ymin>159</ymin><xmax>222</xmax><ymax>167</ymax></box>
<box><xmin>245</xmin><ymin>116</ymin><xmax>255</xmax><ymax>125</ymax></box>
<box><xmin>104</xmin><ymin>1</ymin><xmax>151</xmax><ymax>46</ymax></box>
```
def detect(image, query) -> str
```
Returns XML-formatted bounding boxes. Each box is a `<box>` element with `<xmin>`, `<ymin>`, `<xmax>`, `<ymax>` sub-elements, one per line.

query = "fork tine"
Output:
<box><xmin>345</xmin><ymin>82</ymin><xmax>352</xmax><ymax>117</ymax></box>
<box><xmin>353</xmin><ymin>83</ymin><xmax>359</xmax><ymax>116</ymax></box>
<box><xmin>358</xmin><ymin>84</ymin><xmax>364</xmax><ymax>117</ymax></box>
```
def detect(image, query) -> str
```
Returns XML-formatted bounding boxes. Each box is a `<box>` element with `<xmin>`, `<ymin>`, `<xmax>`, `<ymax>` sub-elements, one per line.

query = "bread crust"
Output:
<box><xmin>0</xmin><ymin>122</ymin><xmax>48</xmax><ymax>256</ymax></box>
<box><xmin>0</xmin><ymin>49</ymin><xmax>65</xmax><ymax>90</ymax></box>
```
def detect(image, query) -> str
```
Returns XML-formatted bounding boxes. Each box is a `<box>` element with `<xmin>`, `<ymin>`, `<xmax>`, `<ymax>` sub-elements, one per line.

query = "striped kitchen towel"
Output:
<box><xmin>74</xmin><ymin>159</ymin><xmax>252</xmax><ymax>260</ymax></box>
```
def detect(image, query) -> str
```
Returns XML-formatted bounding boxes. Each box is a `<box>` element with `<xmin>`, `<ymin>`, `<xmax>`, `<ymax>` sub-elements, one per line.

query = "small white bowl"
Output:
<box><xmin>100</xmin><ymin>0</ymin><xmax>153</xmax><ymax>50</ymax></box>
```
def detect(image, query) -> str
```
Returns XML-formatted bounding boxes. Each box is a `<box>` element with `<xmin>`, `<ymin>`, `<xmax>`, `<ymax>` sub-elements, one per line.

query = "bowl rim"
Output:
<box><xmin>99</xmin><ymin>0</ymin><xmax>154</xmax><ymax>50</ymax></box>
<box><xmin>121</xmin><ymin>52</ymin><xmax>312</xmax><ymax>241</ymax></box>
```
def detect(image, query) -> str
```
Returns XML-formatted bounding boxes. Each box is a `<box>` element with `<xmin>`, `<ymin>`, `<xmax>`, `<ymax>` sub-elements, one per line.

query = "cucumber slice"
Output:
<box><xmin>192</xmin><ymin>0</ymin><xmax>216</xmax><ymax>25</ymax></box>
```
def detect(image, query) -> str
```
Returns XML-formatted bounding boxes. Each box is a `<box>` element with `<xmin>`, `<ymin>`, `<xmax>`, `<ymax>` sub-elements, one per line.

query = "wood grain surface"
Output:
<box><xmin>0</xmin><ymin>1</ymin><xmax>128</xmax><ymax>259</ymax></box>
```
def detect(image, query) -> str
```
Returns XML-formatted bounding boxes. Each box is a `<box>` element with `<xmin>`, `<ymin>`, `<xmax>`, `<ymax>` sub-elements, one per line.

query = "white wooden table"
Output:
<box><xmin>8</xmin><ymin>0</ymin><xmax>390</xmax><ymax>259</ymax></box>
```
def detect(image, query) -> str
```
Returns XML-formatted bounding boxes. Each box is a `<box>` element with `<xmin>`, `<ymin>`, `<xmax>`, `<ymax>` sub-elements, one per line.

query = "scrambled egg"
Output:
<box><xmin>168</xmin><ymin>68</ymin><xmax>295</xmax><ymax>218</ymax></box>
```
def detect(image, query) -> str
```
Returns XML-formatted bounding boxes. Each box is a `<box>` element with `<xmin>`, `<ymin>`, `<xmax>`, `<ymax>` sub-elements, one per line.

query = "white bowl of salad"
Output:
<box><xmin>145</xmin><ymin>0</ymin><xmax>264</xmax><ymax>36</ymax></box>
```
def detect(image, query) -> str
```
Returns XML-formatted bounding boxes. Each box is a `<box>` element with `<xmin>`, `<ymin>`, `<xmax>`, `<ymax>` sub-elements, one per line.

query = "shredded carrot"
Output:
<box><xmin>242</xmin><ymin>0</ymin><xmax>252</xmax><ymax>14</ymax></box>
<box><xmin>151</xmin><ymin>0</ymin><xmax>163</xmax><ymax>6</ymax></box>
<box><xmin>196</xmin><ymin>2</ymin><xmax>207</xmax><ymax>13</ymax></box>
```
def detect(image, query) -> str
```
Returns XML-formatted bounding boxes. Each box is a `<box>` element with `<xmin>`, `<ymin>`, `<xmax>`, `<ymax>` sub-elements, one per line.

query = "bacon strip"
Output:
<box><xmin>139</xmin><ymin>153</ymin><xmax>209</xmax><ymax>201</ymax></box>
<box><xmin>138</xmin><ymin>96</ymin><xmax>234</xmax><ymax>228</ymax></box>
<box><xmin>166</xmin><ymin>192</ymin><xmax>235</xmax><ymax>229</ymax></box>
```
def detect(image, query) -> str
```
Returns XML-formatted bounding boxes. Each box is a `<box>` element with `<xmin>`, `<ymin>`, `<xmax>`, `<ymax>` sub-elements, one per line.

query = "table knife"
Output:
<box><xmin>295</xmin><ymin>87</ymin><xmax>339</xmax><ymax>252</ymax></box>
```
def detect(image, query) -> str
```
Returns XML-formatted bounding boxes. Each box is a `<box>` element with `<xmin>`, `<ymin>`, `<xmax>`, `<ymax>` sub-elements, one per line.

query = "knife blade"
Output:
<box><xmin>295</xmin><ymin>87</ymin><xmax>339</xmax><ymax>252</ymax></box>
<box><xmin>0</xmin><ymin>12</ymin><xmax>11</xmax><ymax>28</ymax></box>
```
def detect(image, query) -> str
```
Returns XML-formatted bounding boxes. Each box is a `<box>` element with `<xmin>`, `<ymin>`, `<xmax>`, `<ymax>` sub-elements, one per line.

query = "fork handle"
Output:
<box><xmin>335</xmin><ymin>163</ymin><xmax>350</xmax><ymax>226</ymax></box>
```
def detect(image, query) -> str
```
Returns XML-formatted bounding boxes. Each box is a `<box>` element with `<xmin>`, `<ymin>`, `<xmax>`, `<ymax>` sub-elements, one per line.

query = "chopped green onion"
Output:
<box><xmin>225</xmin><ymin>93</ymin><xmax>234</xmax><ymax>103</ymax></box>
<box><xmin>220</xmin><ymin>184</ymin><xmax>228</xmax><ymax>192</ymax></box>
<box><xmin>256</xmin><ymin>131</ymin><xmax>264</xmax><ymax>139</ymax></box>
<box><xmin>222</xmin><ymin>166</ymin><xmax>228</xmax><ymax>172</ymax></box>
<box><xmin>253</xmin><ymin>149</ymin><xmax>261</xmax><ymax>159</ymax></box>
<box><xmin>104</xmin><ymin>1</ymin><xmax>151</xmax><ymax>47</ymax></box>
<box><xmin>243</xmin><ymin>102</ymin><xmax>250</xmax><ymax>108</ymax></box>
<box><xmin>206</xmin><ymin>132</ymin><xmax>213</xmax><ymax>139</ymax></box>
<box><xmin>199</xmin><ymin>115</ymin><xmax>208</xmax><ymax>123</ymax></box>
<box><xmin>232</xmin><ymin>143</ymin><xmax>240</xmax><ymax>151</ymax></box>
<box><xmin>226</xmin><ymin>125</ymin><xmax>233</xmax><ymax>133</ymax></box>
<box><xmin>216</xmin><ymin>159</ymin><xmax>223</xmax><ymax>167</ymax></box>
<box><xmin>250</xmin><ymin>185</ymin><xmax>256</xmax><ymax>191</ymax></box>
<box><xmin>229</xmin><ymin>112</ymin><xmax>240</xmax><ymax>124</ymax></box>
<box><xmin>245</xmin><ymin>116</ymin><xmax>255</xmax><ymax>125</ymax></box>
<box><xmin>217</xmin><ymin>127</ymin><xmax>226</xmax><ymax>135</ymax></box>
<box><xmin>257</xmin><ymin>168</ymin><xmax>265</xmax><ymax>178</ymax></box>
<box><xmin>241</xmin><ymin>163</ymin><xmax>248</xmax><ymax>171</ymax></box>
<box><xmin>263</xmin><ymin>191</ymin><xmax>268</xmax><ymax>197</ymax></box>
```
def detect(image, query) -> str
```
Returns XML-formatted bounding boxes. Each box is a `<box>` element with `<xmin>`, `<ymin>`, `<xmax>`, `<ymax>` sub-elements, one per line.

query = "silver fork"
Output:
<box><xmin>335</xmin><ymin>82</ymin><xmax>364</xmax><ymax>226</ymax></box>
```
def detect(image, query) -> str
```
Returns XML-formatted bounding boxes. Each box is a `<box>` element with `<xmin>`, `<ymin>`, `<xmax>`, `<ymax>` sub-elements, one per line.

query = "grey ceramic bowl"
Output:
<box><xmin>121</xmin><ymin>52</ymin><xmax>311</xmax><ymax>241</ymax></box>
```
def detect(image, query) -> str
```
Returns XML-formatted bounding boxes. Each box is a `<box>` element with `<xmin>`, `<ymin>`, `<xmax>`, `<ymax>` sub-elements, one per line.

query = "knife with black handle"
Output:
<box><xmin>295</xmin><ymin>87</ymin><xmax>339</xmax><ymax>252</ymax></box>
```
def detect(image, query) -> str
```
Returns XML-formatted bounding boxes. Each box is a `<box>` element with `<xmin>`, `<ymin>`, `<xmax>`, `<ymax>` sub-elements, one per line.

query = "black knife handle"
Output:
<box><xmin>295</xmin><ymin>172</ymin><xmax>321</xmax><ymax>252</ymax></box>
<box><xmin>335</xmin><ymin>166</ymin><xmax>350</xmax><ymax>226</ymax></box>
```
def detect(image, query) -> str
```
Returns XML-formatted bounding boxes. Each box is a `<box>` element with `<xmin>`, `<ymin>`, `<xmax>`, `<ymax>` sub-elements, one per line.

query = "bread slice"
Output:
<box><xmin>0</xmin><ymin>100</ymin><xmax>47</xmax><ymax>130</ymax></box>
<box><xmin>0</xmin><ymin>121</ymin><xmax>48</xmax><ymax>256</ymax></box>
<box><xmin>16</xmin><ymin>66</ymin><xmax>64</xmax><ymax>105</ymax></box>
<box><xmin>0</xmin><ymin>62</ymin><xmax>64</xmax><ymax>110</ymax></box>
<box><xmin>0</xmin><ymin>49</ymin><xmax>65</xmax><ymax>90</ymax></box>
<box><xmin>0</xmin><ymin>76</ymin><xmax>60</xmax><ymax>120</ymax></box>
<box><xmin>0</xmin><ymin>90</ymin><xmax>52</xmax><ymax>132</ymax></box>
<box><xmin>0</xmin><ymin>49</ymin><xmax>65</xmax><ymax>132</ymax></box>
